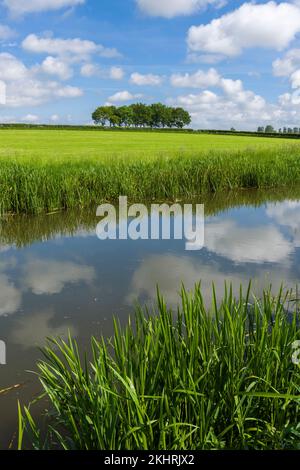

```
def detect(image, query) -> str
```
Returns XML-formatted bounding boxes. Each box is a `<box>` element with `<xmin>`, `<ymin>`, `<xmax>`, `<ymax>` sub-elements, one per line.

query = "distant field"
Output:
<box><xmin>0</xmin><ymin>129</ymin><xmax>299</xmax><ymax>161</ymax></box>
<box><xmin>1</xmin><ymin>129</ymin><xmax>300</xmax><ymax>214</ymax></box>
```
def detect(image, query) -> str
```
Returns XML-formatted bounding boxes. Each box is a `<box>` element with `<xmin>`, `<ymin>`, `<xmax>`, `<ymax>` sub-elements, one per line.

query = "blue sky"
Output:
<box><xmin>0</xmin><ymin>0</ymin><xmax>300</xmax><ymax>129</ymax></box>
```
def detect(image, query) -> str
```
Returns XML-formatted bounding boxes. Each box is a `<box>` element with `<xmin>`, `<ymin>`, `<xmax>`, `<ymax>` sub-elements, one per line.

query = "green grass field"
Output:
<box><xmin>1</xmin><ymin>129</ymin><xmax>300</xmax><ymax>214</ymax></box>
<box><xmin>0</xmin><ymin>129</ymin><xmax>299</xmax><ymax>161</ymax></box>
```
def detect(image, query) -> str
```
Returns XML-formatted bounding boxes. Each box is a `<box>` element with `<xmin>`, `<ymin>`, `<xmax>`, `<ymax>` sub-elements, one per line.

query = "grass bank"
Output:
<box><xmin>19</xmin><ymin>285</ymin><xmax>300</xmax><ymax>450</ymax></box>
<box><xmin>2</xmin><ymin>143</ymin><xmax>300</xmax><ymax>214</ymax></box>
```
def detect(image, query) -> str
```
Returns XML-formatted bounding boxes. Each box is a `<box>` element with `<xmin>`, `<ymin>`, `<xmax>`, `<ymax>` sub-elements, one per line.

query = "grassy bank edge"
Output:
<box><xmin>2</xmin><ymin>145</ymin><xmax>300</xmax><ymax>214</ymax></box>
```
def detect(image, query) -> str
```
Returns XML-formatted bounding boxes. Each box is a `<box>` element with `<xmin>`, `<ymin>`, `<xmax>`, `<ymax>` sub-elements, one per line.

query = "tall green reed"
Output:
<box><xmin>1</xmin><ymin>145</ymin><xmax>300</xmax><ymax>214</ymax></box>
<box><xmin>18</xmin><ymin>284</ymin><xmax>300</xmax><ymax>450</ymax></box>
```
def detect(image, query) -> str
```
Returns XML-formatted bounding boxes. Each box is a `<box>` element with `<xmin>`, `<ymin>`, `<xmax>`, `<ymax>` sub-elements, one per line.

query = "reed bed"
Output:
<box><xmin>1</xmin><ymin>145</ymin><xmax>300</xmax><ymax>214</ymax></box>
<box><xmin>19</xmin><ymin>284</ymin><xmax>300</xmax><ymax>450</ymax></box>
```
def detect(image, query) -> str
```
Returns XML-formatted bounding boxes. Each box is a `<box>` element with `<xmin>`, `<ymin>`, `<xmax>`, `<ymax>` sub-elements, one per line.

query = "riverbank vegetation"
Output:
<box><xmin>18</xmin><ymin>284</ymin><xmax>300</xmax><ymax>450</ymax></box>
<box><xmin>1</xmin><ymin>130</ymin><xmax>300</xmax><ymax>213</ymax></box>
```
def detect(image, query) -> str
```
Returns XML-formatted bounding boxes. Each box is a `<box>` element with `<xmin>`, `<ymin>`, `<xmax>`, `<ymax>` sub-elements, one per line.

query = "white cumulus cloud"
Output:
<box><xmin>169</xmin><ymin>68</ymin><xmax>266</xmax><ymax>126</ymax></box>
<box><xmin>3</xmin><ymin>0</ymin><xmax>85</xmax><ymax>16</ymax></box>
<box><xmin>290</xmin><ymin>69</ymin><xmax>300</xmax><ymax>89</ymax></box>
<box><xmin>0</xmin><ymin>53</ymin><xmax>83</xmax><ymax>107</ymax></box>
<box><xmin>0</xmin><ymin>53</ymin><xmax>28</xmax><ymax>80</ymax></box>
<box><xmin>50</xmin><ymin>114</ymin><xmax>60</xmax><ymax>122</ymax></box>
<box><xmin>171</xmin><ymin>68</ymin><xmax>221</xmax><ymax>88</ymax></box>
<box><xmin>38</xmin><ymin>56</ymin><xmax>73</xmax><ymax>80</ymax></box>
<box><xmin>136</xmin><ymin>0</ymin><xmax>225</xmax><ymax>18</ymax></box>
<box><xmin>168</xmin><ymin>72</ymin><xmax>270</xmax><ymax>130</ymax></box>
<box><xmin>107</xmin><ymin>90</ymin><xmax>143</xmax><ymax>103</ymax></box>
<box><xmin>130</xmin><ymin>72</ymin><xmax>163</xmax><ymax>86</ymax></box>
<box><xmin>22</xmin><ymin>34</ymin><xmax>120</xmax><ymax>60</ymax></box>
<box><xmin>187</xmin><ymin>1</ymin><xmax>300</xmax><ymax>60</ymax></box>
<box><xmin>21</xmin><ymin>114</ymin><xmax>39</xmax><ymax>123</ymax></box>
<box><xmin>272</xmin><ymin>48</ymin><xmax>300</xmax><ymax>90</ymax></box>
<box><xmin>110</xmin><ymin>66</ymin><xmax>124</xmax><ymax>80</ymax></box>
<box><xmin>273</xmin><ymin>49</ymin><xmax>300</xmax><ymax>77</ymax></box>
<box><xmin>80</xmin><ymin>63</ymin><xmax>99</xmax><ymax>77</ymax></box>
<box><xmin>81</xmin><ymin>64</ymin><xmax>124</xmax><ymax>80</ymax></box>
<box><xmin>0</xmin><ymin>24</ymin><xmax>16</xmax><ymax>40</ymax></box>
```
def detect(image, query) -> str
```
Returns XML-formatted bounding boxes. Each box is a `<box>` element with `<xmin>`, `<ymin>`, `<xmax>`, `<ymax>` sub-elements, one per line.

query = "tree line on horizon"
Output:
<box><xmin>257</xmin><ymin>125</ymin><xmax>300</xmax><ymax>134</ymax></box>
<box><xmin>92</xmin><ymin>103</ymin><xmax>192</xmax><ymax>129</ymax></box>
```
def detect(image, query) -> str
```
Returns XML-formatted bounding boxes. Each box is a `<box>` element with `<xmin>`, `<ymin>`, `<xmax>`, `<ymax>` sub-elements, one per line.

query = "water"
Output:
<box><xmin>1</xmin><ymin>188</ymin><xmax>300</xmax><ymax>448</ymax></box>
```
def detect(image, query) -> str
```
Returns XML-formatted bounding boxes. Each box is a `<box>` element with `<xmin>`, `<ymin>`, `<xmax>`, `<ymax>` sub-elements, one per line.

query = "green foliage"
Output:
<box><xmin>92</xmin><ymin>103</ymin><xmax>191</xmax><ymax>129</ymax></box>
<box><xmin>265</xmin><ymin>125</ymin><xmax>276</xmax><ymax>134</ymax></box>
<box><xmin>1</xmin><ymin>140</ymin><xmax>300</xmax><ymax>214</ymax></box>
<box><xmin>18</xmin><ymin>284</ymin><xmax>300</xmax><ymax>450</ymax></box>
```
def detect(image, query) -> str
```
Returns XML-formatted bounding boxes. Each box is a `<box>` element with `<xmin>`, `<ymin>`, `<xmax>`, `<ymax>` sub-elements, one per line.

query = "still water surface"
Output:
<box><xmin>1</xmin><ymin>189</ymin><xmax>300</xmax><ymax>447</ymax></box>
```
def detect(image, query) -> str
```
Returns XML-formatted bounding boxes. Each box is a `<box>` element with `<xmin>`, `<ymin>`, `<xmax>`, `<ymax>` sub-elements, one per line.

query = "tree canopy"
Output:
<box><xmin>92</xmin><ymin>103</ymin><xmax>191</xmax><ymax>129</ymax></box>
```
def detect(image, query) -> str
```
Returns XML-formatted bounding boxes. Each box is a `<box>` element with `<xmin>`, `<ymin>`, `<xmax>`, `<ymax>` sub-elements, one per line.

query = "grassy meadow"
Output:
<box><xmin>1</xmin><ymin>129</ymin><xmax>300</xmax><ymax>214</ymax></box>
<box><xmin>18</xmin><ymin>285</ymin><xmax>300</xmax><ymax>450</ymax></box>
<box><xmin>1</xmin><ymin>129</ymin><xmax>300</xmax><ymax>160</ymax></box>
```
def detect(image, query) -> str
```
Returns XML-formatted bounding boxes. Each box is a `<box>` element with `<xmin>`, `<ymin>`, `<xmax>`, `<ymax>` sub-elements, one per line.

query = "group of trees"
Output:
<box><xmin>257</xmin><ymin>125</ymin><xmax>300</xmax><ymax>134</ymax></box>
<box><xmin>92</xmin><ymin>103</ymin><xmax>191</xmax><ymax>129</ymax></box>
